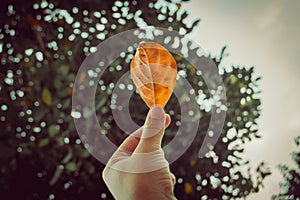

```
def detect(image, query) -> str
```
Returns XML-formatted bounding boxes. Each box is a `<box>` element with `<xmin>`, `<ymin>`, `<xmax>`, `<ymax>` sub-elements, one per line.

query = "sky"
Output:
<box><xmin>183</xmin><ymin>0</ymin><xmax>300</xmax><ymax>199</ymax></box>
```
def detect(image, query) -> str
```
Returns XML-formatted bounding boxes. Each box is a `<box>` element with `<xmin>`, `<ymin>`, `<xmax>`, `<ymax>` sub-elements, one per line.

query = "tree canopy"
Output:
<box><xmin>272</xmin><ymin>136</ymin><xmax>300</xmax><ymax>200</ymax></box>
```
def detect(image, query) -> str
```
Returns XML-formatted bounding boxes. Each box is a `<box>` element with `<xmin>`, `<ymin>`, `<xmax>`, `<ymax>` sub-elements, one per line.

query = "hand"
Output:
<box><xmin>102</xmin><ymin>106</ymin><xmax>177</xmax><ymax>200</ymax></box>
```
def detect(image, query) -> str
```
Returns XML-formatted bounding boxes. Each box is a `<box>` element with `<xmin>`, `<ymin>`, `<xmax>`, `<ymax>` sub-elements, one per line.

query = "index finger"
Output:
<box><xmin>118</xmin><ymin>114</ymin><xmax>171</xmax><ymax>153</ymax></box>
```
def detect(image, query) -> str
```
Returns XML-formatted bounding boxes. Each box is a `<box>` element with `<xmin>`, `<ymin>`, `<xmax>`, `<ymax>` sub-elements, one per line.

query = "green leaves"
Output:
<box><xmin>49</xmin><ymin>150</ymin><xmax>79</xmax><ymax>186</ymax></box>
<box><xmin>95</xmin><ymin>95</ymin><xmax>107</xmax><ymax>110</ymax></box>
<box><xmin>295</xmin><ymin>136</ymin><xmax>300</xmax><ymax>146</ymax></box>
<box><xmin>65</xmin><ymin>162</ymin><xmax>79</xmax><ymax>172</ymax></box>
<box><xmin>48</xmin><ymin>125</ymin><xmax>60</xmax><ymax>137</ymax></box>
<box><xmin>57</xmin><ymin>88</ymin><xmax>71</xmax><ymax>98</ymax></box>
<box><xmin>50</xmin><ymin>165</ymin><xmax>64</xmax><ymax>186</ymax></box>
<box><xmin>273</xmin><ymin>136</ymin><xmax>300</xmax><ymax>199</ymax></box>
<box><xmin>33</xmin><ymin>108</ymin><xmax>45</xmax><ymax>121</ymax></box>
<box><xmin>54</xmin><ymin>78</ymin><xmax>62</xmax><ymax>90</ymax></box>
<box><xmin>38</xmin><ymin>138</ymin><xmax>49</xmax><ymax>148</ymax></box>
<box><xmin>57</xmin><ymin>65</ymin><xmax>69</xmax><ymax>76</ymax></box>
<box><xmin>62</xmin><ymin>150</ymin><xmax>73</xmax><ymax>164</ymax></box>
<box><xmin>74</xmin><ymin>144</ymin><xmax>90</xmax><ymax>158</ymax></box>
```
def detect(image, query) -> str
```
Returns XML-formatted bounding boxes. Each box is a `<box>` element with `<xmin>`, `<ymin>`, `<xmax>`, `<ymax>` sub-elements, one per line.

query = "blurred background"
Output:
<box><xmin>184</xmin><ymin>1</ymin><xmax>300</xmax><ymax>199</ymax></box>
<box><xmin>0</xmin><ymin>0</ymin><xmax>299</xmax><ymax>199</ymax></box>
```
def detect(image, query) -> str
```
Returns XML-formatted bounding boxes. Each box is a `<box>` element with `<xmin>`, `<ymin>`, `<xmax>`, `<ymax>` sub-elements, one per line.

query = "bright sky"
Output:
<box><xmin>184</xmin><ymin>0</ymin><xmax>300</xmax><ymax>199</ymax></box>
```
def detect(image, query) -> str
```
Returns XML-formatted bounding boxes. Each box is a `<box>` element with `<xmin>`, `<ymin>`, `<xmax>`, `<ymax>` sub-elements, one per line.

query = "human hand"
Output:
<box><xmin>102</xmin><ymin>106</ymin><xmax>177</xmax><ymax>200</ymax></box>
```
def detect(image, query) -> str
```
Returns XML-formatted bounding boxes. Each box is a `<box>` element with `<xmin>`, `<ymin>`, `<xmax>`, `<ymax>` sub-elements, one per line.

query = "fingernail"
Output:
<box><xmin>150</xmin><ymin>106</ymin><xmax>164</xmax><ymax>119</ymax></box>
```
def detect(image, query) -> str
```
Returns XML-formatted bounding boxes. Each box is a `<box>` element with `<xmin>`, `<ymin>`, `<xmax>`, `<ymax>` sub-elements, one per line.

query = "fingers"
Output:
<box><xmin>135</xmin><ymin>106</ymin><xmax>166</xmax><ymax>153</ymax></box>
<box><xmin>118</xmin><ymin>126</ymin><xmax>143</xmax><ymax>153</ymax></box>
<box><xmin>170</xmin><ymin>173</ymin><xmax>176</xmax><ymax>186</ymax></box>
<box><xmin>165</xmin><ymin>114</ymin><xmax>171</xmax><ymax>128</ymax></box>
<box><xmin>106</xmin><ymin>108</ymin><xmax>171</xmax><ymax>173</ymax></box>
<box><xmin>118</xmin><ymin>113</ymin><xmax>171</xmax><ymax>154</ymax></box>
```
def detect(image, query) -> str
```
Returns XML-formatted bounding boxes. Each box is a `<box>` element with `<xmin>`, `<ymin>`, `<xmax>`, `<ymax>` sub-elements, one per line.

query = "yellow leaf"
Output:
<box><xmin>238</xmin><ymin>82</ymin><xmax>244</xmax><ymax>88</ymax></box>
<box><xmin>241</xmin><ymin>100</ymin><xmax>253</xmax><ymax>108</ymax></box>
<box><xmin>226</xmin><ymin>91</ymin><xmax>232</xmax><ymax>98</ymax></box>
<box><xmin>180</xmin><ymin>92</ymin><xmax>188</xmax><ymax>104</ymax></box>
<box><xmin>230</xmin><ymin>75</ymin><xmax>238</xmax><ymax>85</ymax></box>
<box><xmin>188</xmin><ymin>65</ymin><xmax>196</xmax><ymax>76</ymax></box>
<box><xmin>42</xmin><ymin>87</ymin><xmax>52</xmax><ymax>106</ymax></box>
<box><xmin>175</xmin><ymin>54</ymin><xmax>183</xmax><ymax>61</ymax></box>
<box><xmin>184</xmin><ymin>182</ymin><xmax>193</xmax><ymax>194</ymax></box>
<box><xmin>190</xmin><ymin>159</ymin><xmax>196</xmax><ymax>167</ymax></box>
<box><xmin>78</xmin><ymin>72</ymin><xmax>86</xmax><ymax>83</ymax></box>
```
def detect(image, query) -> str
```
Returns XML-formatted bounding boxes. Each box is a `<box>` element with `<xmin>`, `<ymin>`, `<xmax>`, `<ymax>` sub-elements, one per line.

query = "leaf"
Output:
<box><xmin>130</xmin><ymin>42</ymin><xmax>177</xmax><ymax>108</ymax></box>
<box><xmin>48</xmin><ymin>125</ymin><xmax>60</xmax><ymax>137</ymax></box>
<box><xmin>184</xmin><ymin>182</ymin><xmax>193</xmax><ymax>194</ymax></box>
<box><xmin>95</xmin><ymin>96</ymin><xmax>106</xmax><ymax>110</ymax></box>
<box><xmin>67</xmin><ymin>74</ymin><xmax>76</xmax><ymax>82</ymax></box>
<box><xmin>180</xmin><ymin>92</ymin><xmax>188</xmax><ymax>104</ymax></box>
<box><xmin>75</xmin><ymin>145</ymin><xmax>90</xmax><ymax>158</ymax></box>
<box><xmin>57</xmin><ymin>88</ymin><xmax>71</xmax><ymax>98</ymax></box>
<box><xmin>54</xmin><ymin>78</ymin><xmax>62</xmax><ymax>90</ymax></box>
<box><xmin>62</xmin><ymin>99</ymin><xmax>71</xmax><ymax>109</ymax></box>
<box><xmin>78</xmin><ymin>72</ymin><xmax>86</xmax><ymax>83</ymax></box>
<box><xmin>57</xmin><ymin>65</ymin><xmax>69</xmax><ymax>76</ymax></box>
<box><xmin>83</xmin><ymin>107</ymin><xmax>93</xmax><ymax>118</ymax></box>
<box><xmin>191</xmin><ymin>19</ymin><xmax>201</xmax><ymax>28</ymax></box>
<box><xmin>101</xmin><ymin>107</ymin><xmax>108</xmax><ymax>114</ymax></box>
<box><xmin>38</xmin><ymin>138</ymin><xmax>49</xmax><ymax>148</ymax></box>
<box><xmin>49</xmin><ymin>165</ymin><xmax>64</xmax><ymax>186</ymax></box>
<box><xmin>42</xmin><ymin>87</ymin><xmax>52</xmax><ymax>106</ymax></box>
<box><xmin>66</xmin><ymin>162</ymin><xmax>78</xmax><ymax>172</ymax></box>
<box><xmin>56</xmin><ymin>136</ymin><xmax>64</xmax><ymax>146</ymax></box>
<box><xmin>33</xmin><ymin>108</ymin><xmax>45</xmax><ymax>121</ymax></box>
<box><xmin>181</xmin><ymin>11</ymin><xmax>188</xmax><ymax>20</ymax></box>
<box><xmin>294</xmin><ymin>136</ymin><xmax>300</xmax><ymax>146</ymax></box>
<box><xmin>62</xmin><ymin>150</ymin><xmax>73</xmax><ymax>164</ymax></box>
<box><xmin>255</xmin><ymin>77</ymin><xmax>262</xmax><ymax>81</ymax></box>
<box><xmin>190</xmin><ymin>159</ymin><xmax>196</xmax><ymax>167</ymax></box>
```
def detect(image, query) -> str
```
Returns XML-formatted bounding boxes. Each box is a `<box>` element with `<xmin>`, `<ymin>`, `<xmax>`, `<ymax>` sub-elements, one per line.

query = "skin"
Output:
<box><xmin>102</xmin><ymin>106</ymin><xmax>177</xmax><ymax>200</ymax></box>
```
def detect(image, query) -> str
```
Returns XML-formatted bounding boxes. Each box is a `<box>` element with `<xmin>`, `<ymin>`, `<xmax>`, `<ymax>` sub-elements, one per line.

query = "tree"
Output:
<box><xmin>0</xmin><ymin>0</ymin><xmax>270</xmax><ymax>199</ymax></box>
<box><xmin>272</xmin><ymin>136</ymin><xmax>300</xmax><ymax>200</ymax></box>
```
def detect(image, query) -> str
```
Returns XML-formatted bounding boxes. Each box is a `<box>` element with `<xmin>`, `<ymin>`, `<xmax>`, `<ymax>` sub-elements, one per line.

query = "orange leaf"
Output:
<box><xmin>78</xmin><ymin>72</ymin><xmax>86</xmax><ymax>83</ymax></box>
<box><xmin>184</xmin><ymin>182</ymin><xmax>193</xmax><ymax>194</ymax></box>
<box><xmin>68</xmin><ymin>86</ymin><xmax>73</xmax><ymax>94</ymax></box>
<box><xmin>190</xmin><ymin>159</ymin><xmax>197</xmax><ymax>167</ymax></box>
<box><xmin>56</xmin><ymin>19</ymin><xmax>65</xmax><ymax>25</ymax></box>
<box><xmin>130</xmin><ymin>42</ymin><xmax>177</xmax><ymax>108</ymax></box>
<box><xmin>22</xmin><ymin>99</ymin><xmax>29</xmax><ymax>107</ymax></box>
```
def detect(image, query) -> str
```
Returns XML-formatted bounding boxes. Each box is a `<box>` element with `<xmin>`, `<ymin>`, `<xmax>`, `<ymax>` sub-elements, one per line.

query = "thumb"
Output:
<box><xmin>134</xmin><ymin>106</ymin><xmax>166</xmax><ymax>153</ymax></box>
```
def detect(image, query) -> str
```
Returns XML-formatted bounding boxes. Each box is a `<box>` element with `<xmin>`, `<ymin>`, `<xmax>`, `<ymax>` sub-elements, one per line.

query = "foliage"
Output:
<box><xmin>272</xmin><ymin>136</ymin><xmax>300</xmax><ymax>200</ymax></box>
<box><xmin>0</xmin><ymin>0</ymin><xmax>270</xmax><ymax>199</ymax></box>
